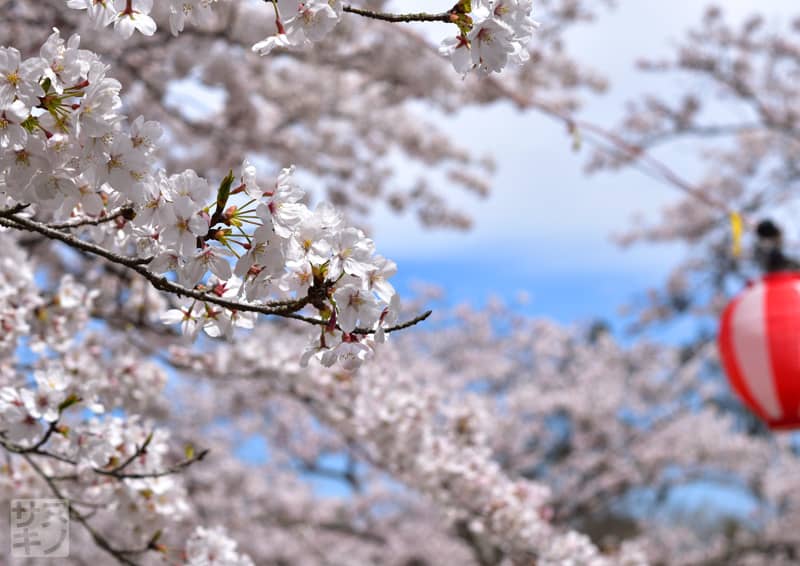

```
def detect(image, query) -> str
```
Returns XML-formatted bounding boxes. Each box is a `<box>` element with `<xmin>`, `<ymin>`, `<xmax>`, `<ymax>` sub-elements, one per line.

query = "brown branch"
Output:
<box><xmin>1</xmin><ymin>423</ymin><xmax>209</xmax><ymax>481</ymax></box>
<box><xmin>342</xmin><ymin>4</ymin><xmax>453</xmax><ymax>24</ymax></box>
<box><xmin>0</xmin><ymin>208</ymin><xmax>431</xmax><ymax>335</ymax></box>
<box><xmin>22</xmin><ymin>454</ymin><xmax>149</xmax><ymax>566</ymax></box>
<box><xmin>0</xmin><ymin>209</ymin><xmax>308</xmax><ymax>312</ymax></box>
<box><xmin>353</xmin><ymin>309</ymin><xmax>433</xmax><ymax>335</ymax></box>
<box><xmin>29</xmin><ymin>421</ymin><xmax>60</xmax><ymax>452</ymax></box>
<box><xmin>99</xmin><ymin>432</ymin><xmax>156</xmax><ymax>476</ymax></box>
<box><xmin>0</xmin><ymin>419</ymin><xmax>64</xmax><ymax>456</ymax></box>
<box><xmin>47</xmin><ymin>206</ymin><xmax>136</xmax><ymax>230</ymax></box>
<box><xmin>97</xmin><ymin>449</ymin><xmax>210</xmax><ymax>480</ymax></box>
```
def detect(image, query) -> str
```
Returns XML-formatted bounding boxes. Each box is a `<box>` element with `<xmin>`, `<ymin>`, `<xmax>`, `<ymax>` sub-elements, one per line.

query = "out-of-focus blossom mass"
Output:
<box><xmin>0</xmin><ymin>0</ymin><xmax>798</xmax><ymax>564</ymax></box>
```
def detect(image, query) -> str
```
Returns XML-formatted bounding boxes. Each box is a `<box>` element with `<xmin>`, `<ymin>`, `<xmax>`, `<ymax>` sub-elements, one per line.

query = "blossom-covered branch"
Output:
<box><xmin>0</xmin><ymin>30</ymin><xmax>429</xmax><ymax>368</ymax></box>
<box><xmin>63</xmin><ymin>0</ymin><xmax>540</xmax><ymax>75</ymax></box>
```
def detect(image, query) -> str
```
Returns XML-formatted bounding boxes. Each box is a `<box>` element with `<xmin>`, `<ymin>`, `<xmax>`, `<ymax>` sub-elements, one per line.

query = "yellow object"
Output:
<box><xmin>730</xmin><ymin>211</ymin><xmax>743</xmax><ymax>258</ymax></box>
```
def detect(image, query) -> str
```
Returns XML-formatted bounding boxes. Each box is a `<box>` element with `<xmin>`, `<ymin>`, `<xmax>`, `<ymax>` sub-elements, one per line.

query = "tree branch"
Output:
<box><xmin>0</xmin><ymin>207</ymin><xmax>431</xmax><ymax>334</ymax></box>
<box><xmin>47</xmin><ymin>206</ymin><xmax>136</xmax><ymax>230</ymax></box>
<box><xmin>22</xmin><ymin>453</ymin><xmax>150</xmax><ymax>566</ymax></box>
<box><xmin>342</xmin><ymin>4</ymin><xmax>453</xmax><ymax>24</ymax></box>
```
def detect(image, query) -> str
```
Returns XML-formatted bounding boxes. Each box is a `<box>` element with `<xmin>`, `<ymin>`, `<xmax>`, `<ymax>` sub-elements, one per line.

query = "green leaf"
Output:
<box><xmin>454</xmin><ymin>15</ymin><xmax>473</xmax><ymax>35</ymax></box>
<box><xmin>57</xmin><ymin>394</ymin><xmax>82</xmax><ymax>413</ymax></box>
<box><xmin>21</xmin><ymin>115</ymin><xmax>39</xmax><ymax>133</ymax></box>
<box><xmin>141</xmin><ymin>431</ymin><xmax>154</xmax><ymax>452</ymax></box>
<box><xmin>453</xmin><ymin>0</ymin><xmax>471</xmax><ymax>14</ymax></box>
<box><xmin>215</xmin><ymin>170</ymin><xmax>235</xmax><ymax>218</ymax></box>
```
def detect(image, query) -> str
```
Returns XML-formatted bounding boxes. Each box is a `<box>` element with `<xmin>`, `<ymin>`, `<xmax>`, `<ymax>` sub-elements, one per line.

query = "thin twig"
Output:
<box><xmin>1</xmin><ymin>429</ymin><xmax>209</xmax><ymax>481</ymax></box>
<box><xmin>343</xmin><ymin>4</ymin><xmax>453</xmax><ymax>24</ymax></box>
<box><xmin>353</xmin><ymin>309</ymin><xmax>433</xmax><ymax>335</ymax></box>
<box><xmin>0</xmin><ymin>209</ymin><xmax>309</xmax><ymax>312</ymax></box>
<box><xmin>22</xmin><ymin>454</ymin><xmax>147</xmax><ymax>566</ymax></box>
<box><xmin>47</xmin><ymin>206</ymin><xmax>136</xmax><ymax>230</ymax></box>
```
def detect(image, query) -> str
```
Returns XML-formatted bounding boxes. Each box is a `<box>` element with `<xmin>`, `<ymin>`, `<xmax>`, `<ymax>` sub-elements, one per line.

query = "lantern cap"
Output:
<box><xmin>756</xmin><ymin>219</ymin><xmax>781</xmax><ymax>239</ymax></box>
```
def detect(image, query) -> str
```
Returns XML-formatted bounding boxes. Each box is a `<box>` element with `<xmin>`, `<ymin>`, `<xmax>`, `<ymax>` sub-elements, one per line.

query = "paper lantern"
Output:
<box><xmin>718</xmin><ymin>271</ymin><xmax>800</xmax><ymax>430</ymax></box>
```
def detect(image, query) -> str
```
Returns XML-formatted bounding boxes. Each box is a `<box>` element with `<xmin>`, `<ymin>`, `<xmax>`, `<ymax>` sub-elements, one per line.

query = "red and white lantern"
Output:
<box><xmin>719</xmin><ymin>272</ymin><xmax>800</xmax><ymax>430</ymax></box>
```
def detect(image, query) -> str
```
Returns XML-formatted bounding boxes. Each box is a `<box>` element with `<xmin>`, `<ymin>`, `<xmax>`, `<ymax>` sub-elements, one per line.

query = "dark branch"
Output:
<box><xmin>47</xmin><ymin>206</ymin><xmax>136</xmax><ymax>230</ymax></box>
<box><xmin>0</xmin><ymin>207</ymin><xmax>432</xmax><ymax>335</ymax></box>
<box><xmin>343</xmin><ymin>4</ymin><xmax>453</xmax><ymax>24</ymax></box>
<box><xmin>22</xmin><ymin>454</ymin><xmax>148</xmax><ymax>566</ymax></box>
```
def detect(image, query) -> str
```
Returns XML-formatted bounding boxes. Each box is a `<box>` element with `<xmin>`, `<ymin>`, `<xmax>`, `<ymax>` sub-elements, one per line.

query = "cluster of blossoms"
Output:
<box><xmin>66</xmin><ymin>0</ymin><xmax>218</xmax><ymax>37</ymax></box>
<box><xmin>0</xmin><ymin>30</ymin><xmax>401</xmax><ymax>369</ymax></box>
<box><xmin>254</xmin><ymin>0</ymin><xmax>539</xmax><ymax>75</ymax></box>
<box><xmin>64</xmin><ymin>0</ymin><xmax>538</xmax><ymax>75</ymax></box>
<box><xmin>0</xmin><ymin>389</ymin><xmax>252</xmax><ymax>564</ymax></box>
<box><xmin>185</xmin><ymin>526</ymin><xmax>254</xmax><ymax>566</ymax></box>
<box><xmin>440</xmin><ymin>0</ymin><xmax>539</xmax><ymax>74</ymax></box>
<box><xmin>0</xmin><ymin>232</ymin><xmax>39</xmax><ymax>357</ymax></box>
<box><xmin>251</xmin><ymin>0</ymin><xmax>344</xmax><ymax>56</ymax></box>
<box><xmin>172</xmin><ymin>323</ymin><xmax>648</xmax><ymax>564</ymax></box>
<box><xmin>0</xmin><ymin>230</ymin><xmax>251</xmax><ymax>563</ymax></box>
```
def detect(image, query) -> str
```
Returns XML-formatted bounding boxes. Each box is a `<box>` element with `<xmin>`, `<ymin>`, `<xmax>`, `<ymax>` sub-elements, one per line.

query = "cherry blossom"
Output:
<box><xmin>6</xmin><ymin>2</ymin><xmax>794</xmax><ymax>565</ymax></box>
<box><xmin>64</xmin><ymin>0</ymin><xmax>538</xmax><ymax>76</ymax></box>
<box><xmin>113</xmin><ymin>0</ymin><xmax>157</xmax><ymax>38</ymax></box>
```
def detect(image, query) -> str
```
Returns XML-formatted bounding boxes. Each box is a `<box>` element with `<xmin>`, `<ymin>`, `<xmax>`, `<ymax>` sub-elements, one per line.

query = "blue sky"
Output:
<box><xmin>371</xmin><ymin>0</ymin><xmax>798</xmax><ymax>332</ymax></box>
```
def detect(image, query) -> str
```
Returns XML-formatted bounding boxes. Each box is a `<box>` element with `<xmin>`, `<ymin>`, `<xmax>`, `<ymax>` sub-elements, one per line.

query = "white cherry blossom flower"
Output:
<box><xmin>0</xmin><ymin>99</ymin><xmax>29</xmax><ymax>148</ymax></box>
<box><xmin>130</xmin><ymin>116</ymin><xmax>163</xmax><ymax>154</ymax></box>
<box><xmin>20</xmin><ymin>385</ymin><xmax>65</xmax><ymax>423</ymax></box>
<box><xmin>66</xmin><ymin>0</ymin><xmax>118</xmax><ymax>30</ymax></box>
<box><xmin>334</xmin><ymin>283</ymin><xmax>382</xmax><ymax>333</ymax></box>
<box><xmin>113</xmin><ymin>0</ymin><xmax>157</xmax><ymax>38</ymax></box>
<box><xmin>161</xmin><ymin>301</ymin><xmax>204</xmax><ymax>338</ymax></box>
<box><xmin>0</xmin><ymin>47</ymin><xmax>46</xmax><ymax>107</ymax></box>
<box><xmin>0</xmin><ymin>134</ymin><xmax>49</xmax><ymax>196</ymax></box>
<box><xmin>468</xmin><ymin>12</ymin><xmax>516</xmax><ymax>74</ymax></box>
<box><xmin>39</xmin><ymin>30</ymin><xmax>85</xmax><ymax>94</ymax></box>
<box><xmin>327</xmin><ymin>339</ymin><xmax>372</xmax><ymax>370</ymax></box>
<box><xmin>74</xmin><ymin>74</ymin><xmax>123</xmax><ymax>137</ymax></box>
<box><xmin>182</xmin><ymin>245</ymin><xmax>234</xmax><ymax>287</ymax></box>
<box><xmin>252</xmin><ymin>33</ymin><xmax>292</xmax><ymax>56</ymax></box>
<box><xmin>161</xmin><ymin>198</ymin><xmax>209</xmax><ymax>255</ymax></box>
<box><xmin>234</xmin><ymin>222</ymin><xmax>285</xmax><ymax>279</ymax></box>
<box><xmin>365</xmin><ymin>255</ymin><xmax>397</xmax><ymax>303</ymax></box>
<box><xmin>329</xmin><ymin>227</ymin><xmax>375</xmax><ymax>279</ymax></box>
<box><xmin>169</xmin><ymin>0</ymin><xmax>216</xmax><ymax>36</ymax></box>
<box><xmin>168</xmin><ymin>169</ymin><xmax>212</xmax><ymax>207</ymax></box>
<box><xmin>0</xmin><ymin>387</ymin><xmax>42</xmax><ymax>445</ymax></box>
<box><xmin>267</xmin><ymin>166</ymin><xmax>307</xmax><ymax>238</ymax></box>
<box><xmin>240</xmin><ymin>159</ymin><xmax>263</xmax><ymax>199</ymax></box>
<box><xmin>440</xmin><ymin>35</ymin><xmax>473</xmax><ymax>75</ymax></box>
<box><xmin>285</xmin><ymin>0</ymin><xmax>340</xmax><ymax>43</ymax></box>
<box><xmin>185</xmin><ymin>526</ymin><xmax>254</xmax><ymax>566</ymax></box>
